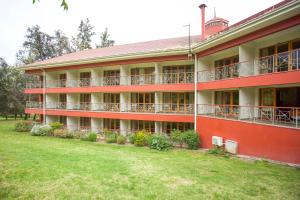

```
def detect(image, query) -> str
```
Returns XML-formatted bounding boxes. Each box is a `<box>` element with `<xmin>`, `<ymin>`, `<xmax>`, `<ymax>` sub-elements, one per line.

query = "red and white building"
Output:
<box><xmin>24</xmin><ymin>0</ymin><xmax>300</xmax><ymax>164</ymax></box>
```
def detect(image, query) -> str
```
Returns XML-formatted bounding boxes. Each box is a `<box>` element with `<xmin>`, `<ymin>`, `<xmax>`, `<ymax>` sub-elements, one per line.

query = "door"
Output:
<box><xmin>80</xmin><ymin>94</ymin><xmax>91</xmax><ymax>110</ymax></box>
<box><xmin>59</xmin><ymin>73</ymin><xmax>66</xmax><ymax>87</ymax></box>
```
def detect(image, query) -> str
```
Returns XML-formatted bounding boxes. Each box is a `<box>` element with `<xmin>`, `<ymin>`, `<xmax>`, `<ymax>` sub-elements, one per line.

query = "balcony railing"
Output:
<box><xmin>27</xmin><ymin>101</ymin><xmax>194</xmax><ymax>115</ymax></box>
<box><xmin>27</xmin><ymin>72</ymin><xmax>195</xmax><ymax>89</ymax></box>
<box><xmin>197</xmin><ymin>61</ymin><xmax>253</xmax><ymax>82</ymax></box>
<box><xmin>257</xmin><ymin>48</ymin><xmax>300</xmax><ymax>74</ymax></box>
<box><xmin>26</xmin><ymin>101</ymin><xmax>43</xmax><ymax>108</ymax></box>
<box><xmin>198</xmin><ymin>104</ymin><xmax>300</xmax><ymax>128</ymax></box>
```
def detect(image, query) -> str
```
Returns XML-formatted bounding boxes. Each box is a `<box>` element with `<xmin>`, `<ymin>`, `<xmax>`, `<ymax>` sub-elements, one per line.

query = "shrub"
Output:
<box><xmin>71</xmin><ymin>130</ymin><xmax>87</xmax><ymax>139</ymax></box>
<box><xmin>148</xmin><ymin>134</ymin><xmax>172</xmax><ymax>151</ymax></box>
<box><xmin>117</xmin><ymin>135</ymin><xmax>126</xmax><ymax>144</ymax></box>
<box><xmin>207</xmin><ymin>146</ymin><xmax>230</xmax><ymax>158</ymax></box>
<box><xmin>53</xmin><ymin>129</ymin><xmax>73</xmax><ymax>138</ymax></box>
<box><xmin>128</xmin><ymin>134</ymin><xmax>136</xmax><ymax>144</ymax></box>
<box><xmin>170</xmin><ymin>129</ymin><xmax>184</xmax><ymax>147</ymax></box>
<box><xmin>31</xmin><ymin>124</ymin><xmax>53</xmax><ymax>136</ymax></box>
<box><xmin>14</xmin><ymin>120</ymin><xmax>33</xmax><ymax>132</ymax></box>
<box><xmin>182</xmin><ymin>130</ymin><xmax>200</xmax><ymax>150</ymax></box>
<box><xmin>104</xmin><ymin>130</ymin><xmax>117</xmax><ymax>143</ymax></box>
<box><xmin>134</xmin><ymin>130</ymin><xmax>150</xmax><ymax>147</ymax></box>
<box><xmin>49</xmin><ymin>122</ymin><xmax>64</xmax><ymax>130</ymax></box>
<box><xmin>87</xmin><ymin>132</ymin><xmax>97</xmax><ymax>142</ymax></box>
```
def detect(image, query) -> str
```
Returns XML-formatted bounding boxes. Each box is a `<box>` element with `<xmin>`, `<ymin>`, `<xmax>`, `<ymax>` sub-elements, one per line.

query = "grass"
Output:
<box><xmin>0</xmin><ymin>120</ymin><xmax>300</xmax><ymax>200</ymax></box>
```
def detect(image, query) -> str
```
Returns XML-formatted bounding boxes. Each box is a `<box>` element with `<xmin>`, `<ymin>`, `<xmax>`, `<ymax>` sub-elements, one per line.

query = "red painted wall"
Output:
<box><xmin>198</xmin><ymin>70</ymin><xmax>300</xmax><ymax>90</ymax></box>
<box><xmin>196</xmin><ymin>116</ymin><xmax>300</xmax><ymax>164</ymax></box>
<box><xmin>25</xmin><ymin>108</ymin><xmax>194</xmax><ymax>123</ymax></box>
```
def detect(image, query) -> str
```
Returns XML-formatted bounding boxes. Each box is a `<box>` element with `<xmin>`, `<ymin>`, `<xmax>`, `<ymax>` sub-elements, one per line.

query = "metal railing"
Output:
<box><xmin>257</xmin><ymin>48</ymin><xmax>300</xmax><ymax>74</ymax></box>
<box><xmin>198</xmin><ymin>104</ymin><xmax>299</xmax><ymax>128</ymax></box>
<box><xmin>197</xmin><ymin>61</ymin><xmax>253</xmax><ymax>82</ymax></box>
<box><xmin>27</xmin><ymin>101</ymin><xmax>194</xmax><ymax>115</ymax></box>
<box><xmin>27</xmin><ymin>72</ymin><xmax>195</xmax><ymax>89</ymax></box>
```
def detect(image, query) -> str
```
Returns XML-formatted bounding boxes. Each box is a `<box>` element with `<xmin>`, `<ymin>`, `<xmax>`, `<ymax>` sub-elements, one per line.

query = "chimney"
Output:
<box><xmin>199</xmin><ymin>4</ymin><xmax>207</xmax><ymax>40</ymax></box>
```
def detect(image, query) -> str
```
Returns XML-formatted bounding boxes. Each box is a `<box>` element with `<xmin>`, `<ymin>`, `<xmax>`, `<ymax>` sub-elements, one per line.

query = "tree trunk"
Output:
<box><xmin>33</xmin><ymin>114</ymin><xmax>36</xmax><ymax>121</ymax></box>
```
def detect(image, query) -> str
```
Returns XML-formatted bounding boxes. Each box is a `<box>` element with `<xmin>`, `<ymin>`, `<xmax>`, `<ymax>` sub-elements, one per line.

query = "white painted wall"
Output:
<box><xmin>120</xmin><ymin>93</ymin><xmax>130</xmax><ymax>111</ymax></box>
<box><xmin>239</xmin><ymin>88</ymin><xmax>255</xmax><ymax>119</ymax></box>
<box><xmin>67</xmin><ymin>116</ymin><xmax>79</xmax><ymax>131</ymax></box>
<box><xmin>239</xmin><ymin>43</ymin><xmax>255</xmax><ymax>76</ymax></box>
<box><xmin>91</xmin><ymin>93</ymin><xmax>103</xmax><ymax>110</ymax></box>
<box><xmin>45</xmin><ymin>115</ymin><xmax>58</xmax><ymax>124</ymax></box>
<box><xmin>120</xmin><ymin>119</ymin><xmax>130</xmax><ymax>135</ymax></box>
<box><xmin>67</xmin><ymin>93</ymin><xmax>79</xmax><ymax>109</ymax></box>
<box><xmin>91</xmin><ymin>118</ymin><xmax>103</xmax><ymax>133</ymax></box>
<box><xmin>155</xmin><ymin>121</ymin><xmax>162</xmax><ymax>133</ymax></box>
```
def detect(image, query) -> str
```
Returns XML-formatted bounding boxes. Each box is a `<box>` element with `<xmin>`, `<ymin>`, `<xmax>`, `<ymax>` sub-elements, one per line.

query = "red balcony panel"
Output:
<box><xmin>198</xmin><ymin>70</ymin><xmax>300</xmax><ymax>90</ymax></box>
<box><xmin>25</xmin><ymin>108</ymin><xmax>194</xmax><ymax>123</ymax></box>
<box><xmin>43</xmin><ymin>84</ymin><xmax>194</xmax><ymax>93</ymax></box>
<box><xmin>196</xmin><ymin>116</ymin><xmax>300</xmax><ymax>164</ymax></box>
<box><xmin>25</xmin><ymin>88</ymin><xmax>43</xmax><ymax>94</ymax></box>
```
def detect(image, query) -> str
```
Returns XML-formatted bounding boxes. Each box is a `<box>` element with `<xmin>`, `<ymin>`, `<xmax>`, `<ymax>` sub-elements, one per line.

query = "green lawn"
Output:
<box><xmin>0</xmin><ymin>121</ymin><xmax>299</xmax><ymax>200</ymax></box>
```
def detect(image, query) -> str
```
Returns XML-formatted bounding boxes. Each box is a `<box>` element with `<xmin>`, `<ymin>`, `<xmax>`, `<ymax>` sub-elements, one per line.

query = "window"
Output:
<box><xmin>131</xmin><ymin>93</ymin><xmax>155</xmax><ymax>112</ymax></box>
<box><xmin>80</xmin><ymin>94</ymin><xmax>91</xmax><ymax>110</ymax></box>
<box><xmin>59</xmin><ymin>73</ymin><xmax>66</xmax><ymax>87</ymax></box>
<box><xmin>162</xmin><ymin>122</ymin><xmax>193</xmax><ymax>134</ymax></box>
<box><xmin>103</xmin><ymin>70</ymin><xmax>120</xmax><ymax>85</ymax></box>
<box><xmin>163</xmin><ymin>92</ymin><xmax>194</xmax><ymax>113</ymax></box>
<box><xmin>59</xmin><ymin>116</ymin><xmax>67</xmax><ymax>125</ymax></box>
<box><xmin>80</xmin><ymin>117</ymin><xmax>91</xmax><ymax>129</ymax></box>
<box><xmin>103</xmin><ymin>119</ymin><xmax>120</xmax><ymax>132</ymax></box>
<box><xmin>260</xmin><ymin>88</ymin><xmax>275</xmax><ymax>107</ymax></box>
<box><xmin>162</xmin><ymin>65</ymin><xmax>194</xmax><ymax>84</ymax></box>
<box><xmin>214</xmin><ymin>55</ymin><xmax>239</xmax><ymax>80</ymax></box>
<box><xmin>131</xmin><ymin>67</ymin><xmax>155</xmax><ymax>85</ymax></box>
<box><xmin>59</xmin><ymin>94</ymin><xmax>67</xmax><ymax>109</ymax></box>
<box><xmin>79</xmin><ymin>72</ymin><xmax>91</xmax><ymax>87</ymax></box>
<box><xmin>131</xmin><ymin>120</ymin><xmax>155</xmax><ymax>133</ymax></box>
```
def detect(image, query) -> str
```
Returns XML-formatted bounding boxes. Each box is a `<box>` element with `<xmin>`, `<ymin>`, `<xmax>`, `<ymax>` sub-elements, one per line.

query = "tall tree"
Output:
<box><xmin>16</xmin><ymin>25</ymin><xmax>55</xmax><ymax>65</ymax></box>
<box><xmin>53</xmin><ymin>30</ymin><xmax>73</xmax><ymax>56</ymax></box>
<box><xmin>96</xmin><ymin>27</ymin><xmax>115</xmax><ymax>48</ymax></box>
<box><xmin>72</xmin><ymin>18</ymin><xmax>95</xmax><ymax>51</ymax></box>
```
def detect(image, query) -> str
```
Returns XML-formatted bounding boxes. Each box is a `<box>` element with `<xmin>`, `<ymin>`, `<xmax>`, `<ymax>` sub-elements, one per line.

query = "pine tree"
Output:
<box><xmin>96</xmin><ymin>27</ymin><xmax>115</xmax><ymax>48</ymax></box>
<box><xmin>72</xmin><ymin>18</ymin><xmax>96</xmax><ymax>51</ymax></box>
<box><xmin>53</xmin><ymin>30</ymin><xmax>73</xmax><ymax>56</ymax></box>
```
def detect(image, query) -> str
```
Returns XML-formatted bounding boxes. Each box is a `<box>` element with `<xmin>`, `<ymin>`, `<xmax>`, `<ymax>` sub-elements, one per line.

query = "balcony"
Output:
<box><xmin>198</xmin><ymin>49</ymin><xmax>300</xmax><ymax>83</ymax></box>
<box><xmin>26</xmin><ymin>72</ymin><xmax>194</xmax><ymax>89</ymax></box>
<box><xmin>198</xmin><ymin>104</ymin><xmax>300</xmax><ymax>128</ymax></box>
<box><xmin>27</xmin><ymin>101</ymin><xmax>194</xmax><ymax>115</ymax></box>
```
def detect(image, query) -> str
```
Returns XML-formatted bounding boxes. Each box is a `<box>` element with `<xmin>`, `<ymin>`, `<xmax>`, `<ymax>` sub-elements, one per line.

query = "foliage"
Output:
<box><xmin>86</xmin><ymin>132</ymin><xmax>97</xmax><ymax>142</ymax></box>
<box><xmin>53</xmin><ymin>30</ymin><xmax>73</xmax><ymax>56</ymax></box>
<box><xmin>148</xmin><ymin>134</ymin><xmax>172</xmax><ymax>151</ymax></box>
<box><xmin>104</xmin><ymin>130</ymin><xmax>117</xmax><ymax>143</ymax></box>
<box><xmin>170</xmin><ymin>129</ymin><xmax>184</xmax><ymax>147</ymax></box>
<box><xmin>49</xmin><ymin>122</ymin><xmax>64</xmax><ymax>130</ymax></box>
<box><xmin>134</xmin><ymin>130</ymin><xmax>150</xmax><ymax>147</ymax></box>
<box><xmin>70</xmin><ymin>130</ymin><xmax>87</xmax><ymax>139</ymax></box>
<box><xmin>207</xmin><ymin>146</ymin><xmax>230</xmax><ymax>158</ymax></box>
<box><xmin>182</xmin><ymin>130</ymin><xmax>200</xmax><ymax>150</ymax></box>
<box><xmin>32</xmin><ymin>0</ymin><xmax>68</xmax><ymax>11</ymax></box>
<box><xmin>0</xmin><ymin>58</ymin><xmax>27</xmax><ymax>118</ymax></box>
<box><xmin>128</xmin><ymin>134</ymin><xmax>135</xmax><ymax>144</ymax></box>
<box><xmin>14</xmin><ymin>120</ymin><xmax>33</xmax><ymax>132</ymax></box>
<box><xmin>30</xmin><ymin>124</ymin><xmax>52</xmax><ymax>136</ymax></box>
<box><xmin>117</xmin><ymin>135</ymin><xmax>126</xmax><ymax>144</ymax></box>
<box><xmin>96</xmin><ymin>27</ymin><xmax>115</xmax><ymax>48</ymax></box>
<box><xmin>72</xmin><ymin>18</ymin><xmax>95</xmax><ymax>51</ymax></box>
<box><xmin>53</xmin><ymin>129</ymin><xmax>73</xmax><ymax>138</ymax></box>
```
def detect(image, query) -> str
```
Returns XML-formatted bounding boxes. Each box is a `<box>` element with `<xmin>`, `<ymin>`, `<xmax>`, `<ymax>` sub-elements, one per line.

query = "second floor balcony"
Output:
<box><xmin>198</xmin><ymin>48</ymin><xmax>300</xmax><ymax>83</ymax></box>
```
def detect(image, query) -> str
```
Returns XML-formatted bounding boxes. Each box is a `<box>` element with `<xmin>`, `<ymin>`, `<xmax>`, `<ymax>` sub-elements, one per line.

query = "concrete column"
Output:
<box><xmin>91</xmin><ymin>118</ymin><xmax>103</xmax><ymax>133</ymax></box>
<box><xmin>45</xmin><ymin>72</ymin><xmax>58</xmax><ymax>88</ymax></box>
<box><xmin>197</xmin><ymin>58</ymin><xmax>211</xmax><ymax>82</ymax></box>
<box><xmin>120</xmin><ymin>65</ymin><xmax>129</xmax><ymax>85</ymax></box>
<box><xmin>197</xmin><ymin>91</ymin><xmax>213</xmax><ymax>114</ymax></box>
<box><xmin>91</xmin><ymin>68</ymin><xmax>100</xmax><ymax>86</ymax></box>
<box><xmin>67</xmin><ymin>116</ymin><xmax>79</xmax><ymax>131</ymax></box>
<box><xmin>91</xmin><ymin>93</ymin><xmax>103</xmax><ymax>111</ymax></box>
<box><xmin>239</xmin><ymin>88</ymin><xmax>255</xmax><ymax>119</ymax></box>
<box><xmin>155</xmin><ymin>121</ymin><xmax>162</xmax><ymax>133</ymax></box>
<box><xmin>45</xmin><ymin>93</ymin><xmax>58</xmax><ymax>109</ymax></box>
<box><xmin>66</xmin><ymin>71</ymin><xmax>78</xmax><ymax>87</ymax></box>
<box><xmin>45</xmin><ymin>115</ymin><xmax>58</xmax><ymax>124</ymax></box>
<box><xmin>120</xmin><ymin>93</ymin><xmax>130</xmax><ymax>112</ymax></box>
<box><xmin>155</xmin><ymin>92</ymin><xmax>163</xmax><ymax>113</ymax></box>
<box><xmin>67</xmin><ymin>93</ymin><xmax>79</xmax><ymax>110</ymax></box>
<box><xmin>239</xmin><ymin>43</ymin><xmax>255</xmax><ymax>77</ymax></box>
<box><xmin>120</xmin><ymin>119</ymin><xmax>130</xmax><ymax>135</ymax></box>
<box><xmin>154</xmin><ymin>63</ymin><xmax>162</xmax><ymax>84</ymax></box>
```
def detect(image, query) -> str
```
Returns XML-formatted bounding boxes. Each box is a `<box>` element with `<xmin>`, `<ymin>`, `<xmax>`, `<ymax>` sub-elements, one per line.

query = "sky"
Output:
<box><xmin>0</xmin><ymin>0</ymin><xmax>282</xmax><ymax>64</ymax></box>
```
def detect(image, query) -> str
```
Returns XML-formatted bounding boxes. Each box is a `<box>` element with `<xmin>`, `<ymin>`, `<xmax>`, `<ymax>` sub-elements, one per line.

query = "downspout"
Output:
<box><xmin>42</xmin><ymin>68</ymin><xmax>46</xmax><ymax>125</ymax></box>
<box><xmin>193</xmin><ymin>53</ymin><xmax>198</xmax><ymax>131</ymax></box>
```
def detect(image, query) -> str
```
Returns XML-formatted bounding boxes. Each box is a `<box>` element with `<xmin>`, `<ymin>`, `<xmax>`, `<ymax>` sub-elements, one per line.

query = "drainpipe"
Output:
<box><xmin>194</xmin><ymin>54</ymin><xmax>198</xmax><ymax>131</ymax></box>
<box><xmin>42</xmin><ymin>68</ymin><xmax>46</xmax><ymax>125</ymax></box>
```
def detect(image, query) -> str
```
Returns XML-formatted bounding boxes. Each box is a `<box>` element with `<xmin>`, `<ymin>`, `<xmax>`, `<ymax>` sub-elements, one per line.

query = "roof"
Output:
<box><xmin>30</xmin><ymin>35</ymin><xmax>201</xmax><ymax>66</ymax></box>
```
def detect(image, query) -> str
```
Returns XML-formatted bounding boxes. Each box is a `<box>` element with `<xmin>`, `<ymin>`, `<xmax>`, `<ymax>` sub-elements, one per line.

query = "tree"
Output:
<box><xmin>96</xmin><ymin>27</ymin><xmax>115</xmax><ymax>48</ymax></box>
<box><xmin>53</xmin><ymin>30</ymin><xmax>73</xmax><ymax>56</ymax></box>
<box><xmin>32</xmin><ymin>0</ymin><xmax>68</xmax><ymax>11</ymax></box>
<box><xmin>16</xmin><ymin>25</ymin><xmax>56</xmax><ymax>65</ymax></box>
<box><xmin>0</xmin><ymin>58</ymin><xmax>26</xmax><ymax>119</ymax></box>
<box><xmin>72</xmin><ymin>18</ymin><xmax>96</xmax><ymax>51</ymax></box>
